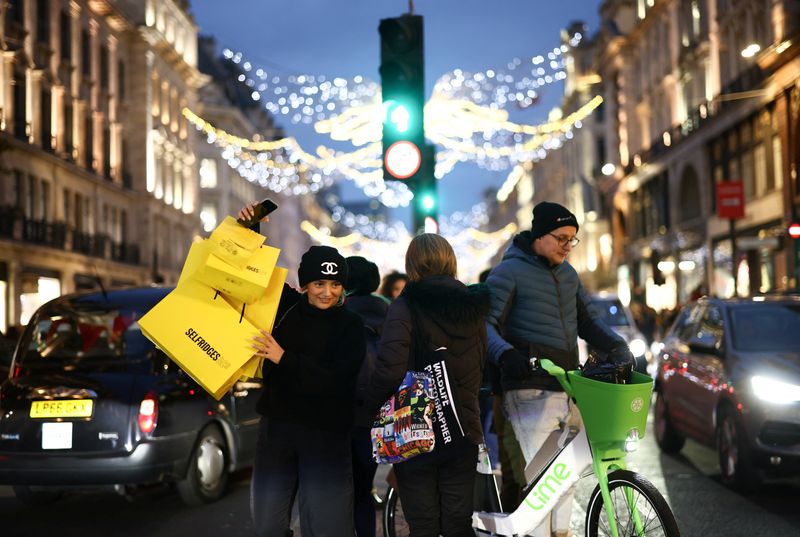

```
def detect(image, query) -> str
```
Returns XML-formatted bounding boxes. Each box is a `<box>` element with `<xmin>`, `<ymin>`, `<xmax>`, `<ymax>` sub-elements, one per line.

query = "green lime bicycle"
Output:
<box><xmin>383</xmin><ymin>359</ymin><xmax>680</xmax><ymax>537</ymax></box>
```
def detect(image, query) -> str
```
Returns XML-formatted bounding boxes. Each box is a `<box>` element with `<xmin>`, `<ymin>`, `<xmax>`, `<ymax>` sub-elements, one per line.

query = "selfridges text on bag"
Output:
<box><xmin>138</xmin><ymin>278</ymin><xmax>260</xmax><ymax>399</ymax></box>
<box><xmin>371</xmin><ymin>369</ymin><xmax>436</xmax><ymax>464</ymax></box>
<box><xmin>410</xmin><ymin>305</ymin><xmax>468</xmax><ymax>450</ymax></box>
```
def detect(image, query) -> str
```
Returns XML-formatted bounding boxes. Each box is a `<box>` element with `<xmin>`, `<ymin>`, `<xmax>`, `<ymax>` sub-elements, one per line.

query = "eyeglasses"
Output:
<box><xmin>548</xmin><ymin>233</ymin><xmax>580</xmax><ymax>247</ymax></box>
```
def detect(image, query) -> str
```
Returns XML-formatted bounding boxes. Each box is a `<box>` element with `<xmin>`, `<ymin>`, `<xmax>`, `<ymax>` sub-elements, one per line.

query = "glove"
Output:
<box><xmin>609</xmin><ymin>344</ymin><xmax>635</xmax><ymax>367</ymax></box>
<box><xmin>499</xmin><ymin>349</ymin><xmax>531</xmax><ymax>381</ymax></box>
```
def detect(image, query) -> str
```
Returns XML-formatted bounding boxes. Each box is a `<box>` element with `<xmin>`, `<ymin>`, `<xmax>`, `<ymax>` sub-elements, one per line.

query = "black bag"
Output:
<box><xmin>410</xmin><ymin>305</ymin><xmax>468</xmax><ymax>449</ymax></box>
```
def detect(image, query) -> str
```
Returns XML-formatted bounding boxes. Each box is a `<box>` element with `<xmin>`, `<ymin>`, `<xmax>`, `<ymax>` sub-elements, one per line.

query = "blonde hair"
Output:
<box><xmin>405</xmin><ymin>233</ymin><xmax>458</xmax><ymax>281</ymax></box>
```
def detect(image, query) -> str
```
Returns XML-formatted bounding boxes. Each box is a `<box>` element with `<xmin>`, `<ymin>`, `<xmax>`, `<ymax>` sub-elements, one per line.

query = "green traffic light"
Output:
<box><xmin>390</xmin><ymin>105</ymin><xmax>410</xmax><ymax>133</ymax></box>
<box><xmin>421</xmin><ymin>194</ymin><xmax>435</xmax><ymax>211</ymax></box>
<box><xmin>383</xmin><ymin>100</ymin><xmax>412</xmax><ymax>134</ymax></box>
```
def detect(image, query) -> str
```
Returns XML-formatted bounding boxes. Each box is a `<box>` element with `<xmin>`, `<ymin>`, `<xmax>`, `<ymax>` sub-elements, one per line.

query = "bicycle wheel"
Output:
<box><xmin>585</xmin><ymin>470</ymin><xmax>680</xmax><ymax>537</ymax></box>
<box><xmin>383</xmin><ymin>486</ymin><xmax>410</xmax><ymax>537</ymax></box>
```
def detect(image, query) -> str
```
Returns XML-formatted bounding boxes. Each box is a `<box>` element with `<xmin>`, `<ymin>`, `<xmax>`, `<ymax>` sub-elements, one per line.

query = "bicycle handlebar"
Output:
<box><xmin>530</xmin><ymin>357</ymin><xmax>574</xmax><ymax>396</ymax></box>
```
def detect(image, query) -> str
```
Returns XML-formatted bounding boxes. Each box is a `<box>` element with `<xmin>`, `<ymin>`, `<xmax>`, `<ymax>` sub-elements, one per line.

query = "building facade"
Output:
<box><xmin>595</xmin><ymin>0</ymin><xmax>800</xmax><ymax>310</ymax></box>
<box><xmin>0</xmin><ymin>0</ymin><xmax>202</xmax><ymax>330</ymax></box>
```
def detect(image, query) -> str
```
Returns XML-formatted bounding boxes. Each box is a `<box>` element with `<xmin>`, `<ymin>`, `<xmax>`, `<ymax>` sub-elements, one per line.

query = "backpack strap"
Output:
<box><xmin>407</xmin><ymin>300</ymin><xmax>431</xmax><ymax>372</ymax></box>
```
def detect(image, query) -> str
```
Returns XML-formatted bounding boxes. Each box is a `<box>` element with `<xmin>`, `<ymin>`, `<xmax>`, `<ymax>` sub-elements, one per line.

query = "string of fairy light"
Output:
<box><xmin>189</xmin><ymin>31</ymin><xmax>596</xmax><ymax>276</ymax></box>
<box><xmin>221</xmin><ymin>30</ymin><xmax>581</xmax><ymax>125</ymax></box>
<box><xmin>185</xmin><ymin>94</ymin><xmax>602</xmax><ymax>205</ymax></box>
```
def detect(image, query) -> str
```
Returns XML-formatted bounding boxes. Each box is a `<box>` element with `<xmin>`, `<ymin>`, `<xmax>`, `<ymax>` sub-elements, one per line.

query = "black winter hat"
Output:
<box><xmin>531</xmin><ymin>201</ymin><xmax>579</xmax><ymax>239</ymax></box>
<box><xmin>345</xmin><ymin>256</ymin><xmax>381</xmax><ymax>296</ymax></box>
<box><xmin>298</xmin><ymin>245</ymin><xmax>348</xmax><ymax>287</ymax></box>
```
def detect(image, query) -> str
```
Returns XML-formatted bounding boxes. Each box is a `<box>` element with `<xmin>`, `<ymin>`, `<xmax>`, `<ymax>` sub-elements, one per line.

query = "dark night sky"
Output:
<box><xmin>190</xmin><ymin>0</ymin><xmax>603</xmax><ymax>222</ymax></box>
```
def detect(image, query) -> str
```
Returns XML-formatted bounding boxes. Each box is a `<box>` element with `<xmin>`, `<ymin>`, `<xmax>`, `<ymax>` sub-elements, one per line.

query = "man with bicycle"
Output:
<box><xmin>485</xmin><ymin>201</ymin><xmax>631</xmax><ymax>537</ymax></box>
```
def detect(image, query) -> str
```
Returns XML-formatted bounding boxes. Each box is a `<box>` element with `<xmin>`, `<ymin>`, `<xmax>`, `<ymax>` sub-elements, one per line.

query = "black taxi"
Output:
<box><xmin>0</xmin><ymin>287</ymin><xmax>263</xmax><ymax>505</ymax></box>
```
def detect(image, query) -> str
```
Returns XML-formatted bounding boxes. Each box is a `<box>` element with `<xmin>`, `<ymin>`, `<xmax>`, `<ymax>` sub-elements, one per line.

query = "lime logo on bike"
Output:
<box><xmin>630</xmin><ymin>397</ymin><xmax>644</xmax><ymax>413</ymax></box>
<box><xmin>524</xmin><ymin>462</ymin><xmax>572</xmax><ymax>511</ymax></box>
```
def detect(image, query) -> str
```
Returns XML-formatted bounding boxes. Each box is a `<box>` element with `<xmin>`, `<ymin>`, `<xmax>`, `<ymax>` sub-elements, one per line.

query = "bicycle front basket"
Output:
<box><xmin>567</xmin><ymin>370</ymin><xmax>653</xmax><ymax>446</ymax></box>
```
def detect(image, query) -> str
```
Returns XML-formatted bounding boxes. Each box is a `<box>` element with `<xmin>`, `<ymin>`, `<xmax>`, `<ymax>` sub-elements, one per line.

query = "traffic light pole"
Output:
<box><xmin>379</xmin><ymin>14</ymin><xmax>438</xmax><ymax>235</ymax></box>
<box><xmin>411</xmin><ymin>145</ymin><xmax>437</xmax><ymax>234</ymax></box>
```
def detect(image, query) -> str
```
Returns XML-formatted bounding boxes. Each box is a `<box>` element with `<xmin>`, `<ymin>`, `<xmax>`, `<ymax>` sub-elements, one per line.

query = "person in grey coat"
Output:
<box><xmin>485</xmin><ymin>201</ymin><xmax>631</xmax><ymax>537</ymax></box>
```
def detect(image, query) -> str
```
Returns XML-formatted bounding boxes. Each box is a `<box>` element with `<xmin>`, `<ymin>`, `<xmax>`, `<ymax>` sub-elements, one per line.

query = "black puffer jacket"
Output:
<box><xmin>364</xmin><ymin>276</ymin><xmax>490</xmax><ymax>446</ymax></box>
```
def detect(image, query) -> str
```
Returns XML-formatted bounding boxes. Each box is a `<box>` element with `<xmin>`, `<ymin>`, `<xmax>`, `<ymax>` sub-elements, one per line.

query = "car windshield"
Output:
<box><xmin>589</xmin><ymin>299</ymin><xmax>630</xmax><ymax>327</ymax></box>
<box><xmin>730</xmin><ymin>303</ymin><xmax>800</xmax><ymax>352</ymax></box>
<box><xmin>16</xmin><ymin>294</ymin><xmax>160</xmax><ymax>374</ymax></box>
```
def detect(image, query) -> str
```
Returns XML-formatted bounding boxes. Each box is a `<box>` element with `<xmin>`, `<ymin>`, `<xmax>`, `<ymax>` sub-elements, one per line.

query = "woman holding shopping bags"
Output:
<box><xmin>364</xmin><ymin>233</ymin><xmax>490</xmax><ymax>537</ymax></box>
<box><xmin>240</xmin><ymin>204</ymin><xmax>366</xmax><ymax>537</ymax></box>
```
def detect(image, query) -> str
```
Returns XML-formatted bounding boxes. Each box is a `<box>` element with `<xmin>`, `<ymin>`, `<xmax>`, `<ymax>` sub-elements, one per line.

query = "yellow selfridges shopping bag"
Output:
<box><xmin>223</xmin><ymin>266</ymin><xmax>289</xmax><ymax>380</ymax></box>
<box><xmin>196</xmin><ymin>244</ymin><xmax>280</xmax><ymax>304</ymax></box>
<box><xmin>207</xmin><ymin>216</ymin><xmax>265</xmax><ymax>269</ymax></box>
<box><xmin>139</xmin><ymin>278</ymin><xmax>260</xmax><ymax>399</ymax></box>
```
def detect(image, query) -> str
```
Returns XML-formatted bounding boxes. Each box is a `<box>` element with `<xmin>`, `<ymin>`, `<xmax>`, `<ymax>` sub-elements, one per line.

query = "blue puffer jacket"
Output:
<box><xmin>486</xmin><ymin>231</ymin><xmax>624</xmax><ymax>391</ymax></box>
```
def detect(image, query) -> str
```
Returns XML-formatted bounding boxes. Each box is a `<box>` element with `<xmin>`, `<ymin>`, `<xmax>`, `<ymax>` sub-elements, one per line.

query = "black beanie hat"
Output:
<box><xmin>345</xmin><ymin>256</ymin><xmax>381</xmax><ymax>296</ymax></box>
<box><xmin>298</xmin><ymin>245</ymin><xmax>348</xmax><ymax>287</ymax></box>
<box><xmin>531</xmin><ymin>201</ymin><xmax>579</xmax><ymax>239</ymax></box>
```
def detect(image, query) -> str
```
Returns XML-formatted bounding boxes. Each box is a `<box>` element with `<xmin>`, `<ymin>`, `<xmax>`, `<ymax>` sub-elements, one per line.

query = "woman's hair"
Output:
<box><xmin>378</xmin><ymin>271</ymin><xmax>409</xmax><ymax>299</ymax></box>
<box><xmin>405</xmin><ymin>233</ymin><xmax>457</xmax><ymax>281</ymax></box>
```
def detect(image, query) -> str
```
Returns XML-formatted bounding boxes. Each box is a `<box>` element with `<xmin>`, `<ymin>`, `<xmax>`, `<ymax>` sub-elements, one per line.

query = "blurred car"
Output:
<box><xmin>581</xmin><ymin>293</ymin><xmax>652</xmax><ymax>375</ymax></box>
<box><xmin>0</xmin><ymin>287</ymin><xmax>263</xmax><ymax>506</ymax></box>
<box><xmin>653</xmin><ymin>295</ymin><xmax>800</xmax><ymax>491</ymax></box>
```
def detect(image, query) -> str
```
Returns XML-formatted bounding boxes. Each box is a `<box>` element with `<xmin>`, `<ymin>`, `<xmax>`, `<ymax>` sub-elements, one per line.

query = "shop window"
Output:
<box><xmin>20</xmin><ymin>274</ymin><xmax>61</xmax><ymax>326</ymax></box>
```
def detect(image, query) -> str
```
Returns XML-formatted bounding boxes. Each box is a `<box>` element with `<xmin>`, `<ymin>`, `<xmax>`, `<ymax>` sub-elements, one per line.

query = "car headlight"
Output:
<box><xmin>629</xmin><ymin>338</ymin><xmax>647</xmax><ymax>358</ymax></box>
<box><xmin>751</xmin><ymin>376</ymin><xmax>800</xmax><ymax>404</ymax></box>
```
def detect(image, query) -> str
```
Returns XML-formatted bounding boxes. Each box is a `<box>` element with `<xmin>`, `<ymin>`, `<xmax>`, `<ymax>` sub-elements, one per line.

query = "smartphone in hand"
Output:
<box><xmin>237</xmin><ymin>199</ymin><xmax>279</xmax><ymax>226</ymax></box>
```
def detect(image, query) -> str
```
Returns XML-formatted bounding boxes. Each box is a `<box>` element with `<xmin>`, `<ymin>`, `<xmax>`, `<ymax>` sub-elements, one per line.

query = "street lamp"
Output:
<box><xmin>601</xmin><ymin>162</ymin><xmax>616</xmax><ymax>176</ymax></box>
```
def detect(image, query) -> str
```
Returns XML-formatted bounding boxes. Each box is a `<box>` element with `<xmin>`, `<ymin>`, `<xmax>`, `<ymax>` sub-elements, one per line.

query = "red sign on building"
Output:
<box><xmin>716</xmin><ymin>181</ymin><xmax>745</xmax><ymax>219</ymax></box>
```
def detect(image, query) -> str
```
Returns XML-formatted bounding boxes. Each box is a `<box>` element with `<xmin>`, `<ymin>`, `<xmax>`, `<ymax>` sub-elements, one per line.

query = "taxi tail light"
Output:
<box><xmin>138</xmin><ymin>393</ymin><xmax>158</xmax><ymax>434</ymax></box>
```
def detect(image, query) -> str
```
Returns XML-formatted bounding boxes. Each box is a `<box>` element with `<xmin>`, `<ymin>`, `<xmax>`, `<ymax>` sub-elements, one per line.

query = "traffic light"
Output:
<box><xmin>789</xmin><ymin>222</ymin><xmax>800</xmax><ymax>239</ymax></box>
<box><xmin>379</xmin><ymin>15</ymin><xmax>425</xmax><ymax>182</ymax></box>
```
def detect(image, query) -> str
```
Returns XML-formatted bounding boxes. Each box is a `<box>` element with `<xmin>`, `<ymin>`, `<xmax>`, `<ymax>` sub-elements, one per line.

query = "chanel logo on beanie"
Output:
<box><xmin>320</xmin><ymin>262</ymin><xmax>338</xmax><ymax>275</ymax></box>
<box><xmin>298</xmin><ymin>245</ymin><xmax>348</xmax><ymax>286</ymax></box>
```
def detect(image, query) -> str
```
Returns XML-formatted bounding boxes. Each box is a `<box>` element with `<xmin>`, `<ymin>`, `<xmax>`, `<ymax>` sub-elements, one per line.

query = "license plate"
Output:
<box><xmin>30</xmin><ymin>399</ymin><xmax>94</xmax><ymax>419</ymax></box>
<box><xmin>42</xmin><ymin>422</ymin><xmax>73</xmax><ymax>449</ymax></box>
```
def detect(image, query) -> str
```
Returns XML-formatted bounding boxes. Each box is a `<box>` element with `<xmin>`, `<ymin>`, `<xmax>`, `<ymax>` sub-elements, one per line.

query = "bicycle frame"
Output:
<box><xmin>473</xmin><ymin>425</ymin><xmax>594</xmax><ymax>535</ymax></box>
<box><xmin>472</xmin><ymin>359</ymin><xmax>644</xmax><ymax>537</ymax></box>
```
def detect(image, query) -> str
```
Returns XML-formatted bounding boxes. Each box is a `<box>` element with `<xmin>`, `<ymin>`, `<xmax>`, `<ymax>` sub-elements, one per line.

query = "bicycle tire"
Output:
<box><xmin>585</xmin><ymin>470</ymin><xmax>680</xmax><ymax>537</ymax></box>
<box><xmin>383</xmin><ymin>486</ymin><xmax>410</xmax><ymax>537</ymax></box>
